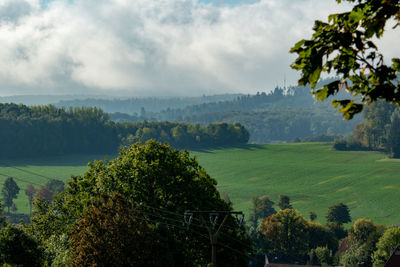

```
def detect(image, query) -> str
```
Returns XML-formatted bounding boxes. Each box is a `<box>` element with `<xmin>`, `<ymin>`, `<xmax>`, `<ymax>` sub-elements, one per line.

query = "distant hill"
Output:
<box><xmin>0</xmin><ymin>95</ymin><xmax>106</xmax><ymax>106</ymax></box>
<box><xmin>106</xmin><ymin>80</ymin><xmax>363</xmax><ymax>143</ymax></box>
<box><xmin>2</xmin><ymin>79</ymin><xmax>363</xmax><ymax>143</ymax></box>
<box><xmin>56</xmin><ymin>94</ymin><xmax>243</xmax><ymax>114</ymax></box>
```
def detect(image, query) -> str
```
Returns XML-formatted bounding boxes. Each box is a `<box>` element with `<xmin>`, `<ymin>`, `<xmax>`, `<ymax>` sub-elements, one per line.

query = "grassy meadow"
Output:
<box><xmin>192</xmin><ymin>143</ymin><xmax>400</xmax><ymax>226</ymax></box>
<box><xmin>1</xmin><ymin>143</ymin><xmax>400</xmax><ymax>226</ymax></box>
<box><xmin>0</xmin><ymin>154</ymin><xmax>110</xmax><ymax>214</ymax></box>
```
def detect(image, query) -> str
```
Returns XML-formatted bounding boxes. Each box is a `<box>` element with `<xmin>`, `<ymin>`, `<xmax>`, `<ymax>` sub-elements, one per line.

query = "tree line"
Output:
<box><xmin>53</xmin><ymin>78</ymin><xmax>363</xmax><ymax>144</ymax></box>
<box><xmin>247</xmin><ymin>194</ymin><xmax>399</xmax><ymax>266</ymax></box>
<box><xmin>333</xmin><ymin>100</ymin><xmax>400</xmax><ymax>158</ymax></box>
<box><xmin>109</xmin><ymin>83</ymin><xmax>362</xmax><ymax>143</ymax></box>
<box><xmin>119</xmin><ymin>121</ymin><xmax>249</xmax><ymax>148</ymax></box>
<box><xmin>168</xmin><ymin>108</ymin><xmax>359</xmax><ymax>143</ymax></box>
<box><xmin>1</xmin><ymin>177</ymin><xmax>64</xmax><ymax>217</ymax></box>
<box><xmin>0</xmin><ymin>103</ymin><xmax>249</xmax><ymax>158</ymax></box>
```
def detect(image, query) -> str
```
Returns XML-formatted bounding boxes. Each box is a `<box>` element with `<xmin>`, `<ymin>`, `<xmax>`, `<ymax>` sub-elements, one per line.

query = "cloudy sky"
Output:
<box><xmin>0</xmin><ymin>0</ymin><xmax>397</xmax><ymax>97</ymax></box>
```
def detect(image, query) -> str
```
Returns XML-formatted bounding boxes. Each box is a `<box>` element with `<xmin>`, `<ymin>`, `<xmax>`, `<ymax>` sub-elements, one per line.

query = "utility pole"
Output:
<box><xmin>184</xmin><ymin>210</ymin><xmax>244</xmax><ymax>267</ymax></box>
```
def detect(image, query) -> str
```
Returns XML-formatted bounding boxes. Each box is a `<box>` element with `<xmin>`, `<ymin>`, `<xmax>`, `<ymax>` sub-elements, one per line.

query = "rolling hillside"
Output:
<box><xmin>1</xmin><ymin>143</ymin><xmax>399</xmax><ymax>226</ymax></box>
<box><xmin>193</xmin><ymin>143</ymin><xmax>400</xmax><ymax>225</ymax></box>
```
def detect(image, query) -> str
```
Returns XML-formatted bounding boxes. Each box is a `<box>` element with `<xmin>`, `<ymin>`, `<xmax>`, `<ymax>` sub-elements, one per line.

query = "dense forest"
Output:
<box><xmin>95</xmin><ymin>81</ymin><xmax>362</xmax><ymax>143</ymax></box>
<box><xmin>0</xmin><ymin>103</ymin><xmax>249</xmax><ymax>158</ymax></box>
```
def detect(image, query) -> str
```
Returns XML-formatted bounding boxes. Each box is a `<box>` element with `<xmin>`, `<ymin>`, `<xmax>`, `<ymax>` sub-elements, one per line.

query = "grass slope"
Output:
<box><xmin>0</xmin><ymin>154</ymin><xmax>109</xmax><ymax>214</ymax></box>
<box><xmin>192</xmin><ymin>143</ymin><xmax>400</xmax><ymax>226</ymax></box>
<box><xmin>0</xmin><ymin>143</ymin><xmax>399</xmax><ymax>225</ymax></box>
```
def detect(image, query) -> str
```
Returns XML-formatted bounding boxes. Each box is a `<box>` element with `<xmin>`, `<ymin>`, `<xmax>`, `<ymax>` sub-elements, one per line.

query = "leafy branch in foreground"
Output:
<box><xmin>290</xmin><ymin>0</ymin><xmax>400</xmax><ymax>119</ymax></box>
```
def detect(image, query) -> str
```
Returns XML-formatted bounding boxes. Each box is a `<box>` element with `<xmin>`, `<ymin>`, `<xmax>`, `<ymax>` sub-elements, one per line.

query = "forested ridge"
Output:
<box><xmin>102</xmin><ymin>81</ymin><xmax>363</xmax><ymax>143</ymax></box>
<box><xmin>0</xmin><ymin>103</ymin><xmax>249</xmax><ymax>158</ymax></box>
<box><xmin>56</xmin><ymin>94</ymin><xmax>241</xmax><ymax>114</ymax></box>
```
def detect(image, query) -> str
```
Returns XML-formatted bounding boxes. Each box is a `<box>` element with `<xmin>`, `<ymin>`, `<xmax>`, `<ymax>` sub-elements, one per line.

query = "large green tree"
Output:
<box><xmin>1</xmin><ymin>177</ymin><xmax>20</xmax><ymax>214</ymax></box>
<box><xmin>341</xmin><ymin>218</ymin><xmax>384</xmax><ymax>266</ymax></box>
<box><xmin>372</xmin><ymin>226</ymin><xmax>400</xmax><ymax>266</ymax></box>
<box><xmin>326</xmin><ymin>202</ymin><xmax>351</xmax><ymax>225</ymax></box>
<box><xmin>31</xmin><ymin>140</ymin><xmax>251</xmax><ymax>266</ymax></box>
<box><xmin>291</xmin><ymin>0</ymin><xmax>400</xmax><ymax>119</ymax></box>
<box><xmin>260</xmin><ymin>209</ymin><xmax>309</xmax><ymax>255</ymax></box>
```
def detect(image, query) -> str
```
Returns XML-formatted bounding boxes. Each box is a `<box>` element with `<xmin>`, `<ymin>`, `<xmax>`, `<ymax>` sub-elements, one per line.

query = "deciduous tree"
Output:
<box><xmin>341</xmin><ymin>218</ymin><xmax>384</xmax><ymax>266</ymax></box>
<box><xmin>32</xmin><ymin>141</ymin><xmax>251</xmax><ymax>266</ymax></box>
<box><xmin>372</xmin><ymin>226</ymin><xmax>400</xmax><ymax>266</ymax></box>
<box><xmin>1</xmin><ymin>177</ymin><xmax>20</xmax><ymax>214</ymax></box>
<box><xmin>260</xmin><ymin>209</ymin><xmax>309</xmax><ymax>255</ymax></box>
<box><xmin>291</xmin><ymin>0</ymin><xmax>400</xmax><ymax>119</ymax></box>
<box><xmin>326</xmin><ymin>202</ymin><xmax>351</xmax><ymax>225</ymax></box>
<box><xmin>70</xmin><ymin>193</ymin><xmax>158</xmax><ymax>267</ymax></box>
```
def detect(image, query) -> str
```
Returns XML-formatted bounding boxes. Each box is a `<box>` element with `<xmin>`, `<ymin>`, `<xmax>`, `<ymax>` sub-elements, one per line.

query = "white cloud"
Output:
<box><xmin>0</xmin><ymin>0</ymin><xmax>397</xmax><ymax>96</ymax></box>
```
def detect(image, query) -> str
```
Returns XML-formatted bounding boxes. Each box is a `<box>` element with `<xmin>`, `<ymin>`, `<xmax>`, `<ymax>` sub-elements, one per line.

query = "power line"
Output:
<box><xmin>140</xmin><ymin>208</ymin><xmax>253</xmax><ymax>251</ymax></box>
<box><xmin>0</xmin><ymin>167</ymin><xmax>253</xmax><ymax>257</ymax></box>
<box><xmin>184</xmin><ymin>210</ymin><xmax>245</xmax><ymax>267</ymax></box>
<box><xmin>142</xmin><ymin>202</ymin><xmax>246</xmax><ymax>234</ymax></box>
<box><xmin>2</xmin><ymin>164</ymin><xmax>62</xmax><ymax>181</ymax></box>
<box><xmin>126</xmin><ymin>210</ymin><xmax>250</xmax><ymax>258</ymax></box>
<box><xmin>74</xmin><ymin>205</ymin><xmax>249</xmax><ymax>259</ymax></box>
<box><xmin>0</xmin><ymin>172</ymin><xmax>45</xmax><ymax>188</ymax></box>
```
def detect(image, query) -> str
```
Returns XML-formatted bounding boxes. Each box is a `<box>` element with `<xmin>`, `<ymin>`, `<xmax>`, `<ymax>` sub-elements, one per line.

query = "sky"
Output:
<box><xmin>0</xmin><ymin>0</ymin><xmax>397</xmax><ymax>97</ymax></box>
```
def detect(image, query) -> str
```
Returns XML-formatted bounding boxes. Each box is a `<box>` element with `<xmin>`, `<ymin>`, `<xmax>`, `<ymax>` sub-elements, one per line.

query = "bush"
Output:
<box><xmin>333</xmin><ymin>138</ymin><xmax>369</xmax><ymax>151</ymax></box>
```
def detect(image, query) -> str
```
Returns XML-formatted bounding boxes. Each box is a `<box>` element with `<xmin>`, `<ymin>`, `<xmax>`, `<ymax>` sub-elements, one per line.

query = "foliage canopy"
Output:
<box><xmin>291</xmin><ymin>0</ymin><xmax>400</xmax><ymax>119</ymax></box>
<box><xmin>31</xmin><ymin>140</ymin><xmax>251</xmax><ymax>266</ymax></box>
<box><xmin>326</xmin><ymin>202</ymin><xmax>351</xmax><ymax>225</ymax></box>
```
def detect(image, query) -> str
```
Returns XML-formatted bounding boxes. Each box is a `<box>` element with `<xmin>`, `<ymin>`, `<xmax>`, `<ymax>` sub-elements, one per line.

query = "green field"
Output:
<box><xmin>0</xmin><ymin>154</ymin><xmax>110</xmax><ymax>214</ymax></box>
<box><xmin>1</xmin><ymin>143</ymin><xmax>400</xmax><ymax>226</ymax></box>
<box><xmin>192</xmin><ymin>143</ymin><xmax>400</xmax><ymax>226</ymax></box>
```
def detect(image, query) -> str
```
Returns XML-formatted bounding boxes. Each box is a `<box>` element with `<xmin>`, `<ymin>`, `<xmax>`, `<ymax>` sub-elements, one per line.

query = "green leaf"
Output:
<box><xmin>349</xmin><ymin>8</ymin><xmax>364</xmax><ymax>23</ymax></box>
<box><xmin>290</xmin><ymin>40</ymin><xmax>306</xmax><ymax>53</ymax></box>
<box><xmin>309</xmin><ymin>66</ymin><xmax>322</xmax><ymax>88</ymax></box>
<box><xmin>313</xmin><ymin>88</ymin><xmax>328</xmax><ymax>101</ymax></box>
<box><xmin>332</xmin><ymin>99</ymin><xmax>340</xmax><ymax>108</ymax></box>
<box><xmin>334</xmin><ymin>100</ymin><xmax>363</xmax><ymax>120</ymax></box>
<box><xmin>392</xmin><ymin>58</ymin><xmax>400</xmax><ymax>72</ymax></box>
